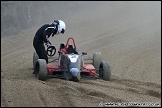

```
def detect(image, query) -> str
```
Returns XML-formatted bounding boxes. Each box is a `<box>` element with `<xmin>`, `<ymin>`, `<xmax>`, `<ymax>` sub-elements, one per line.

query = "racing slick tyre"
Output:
<box><xmin>99</xmin><ymin>61</ymin><xmax>111</xmax><ymax>81</ymax></box>
<box><xmin>33</xmin><ymin>51</ymin><xmax>39</xmax><ymax>70</ymax></box>
<box><xmin>92</xmin><ymin>52</ymin><xmax>102</xmax><ymax>74</ymax></box>
<box><xmin>35</xmin><ymin>59</ymin><xmax>47</xmax><ymax>81</ymax></box>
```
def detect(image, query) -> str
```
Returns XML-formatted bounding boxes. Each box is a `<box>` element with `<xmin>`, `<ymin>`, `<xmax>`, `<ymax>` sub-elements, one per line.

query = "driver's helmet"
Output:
<box><xmin>53</xmin><ymin>20</ymin><xmax>66</xmax><ymax>35</ymax></box>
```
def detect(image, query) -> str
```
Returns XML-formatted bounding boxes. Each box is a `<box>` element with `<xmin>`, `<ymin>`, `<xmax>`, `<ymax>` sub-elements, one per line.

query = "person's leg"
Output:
<box><xmin>34</xmin><ymin>43</ymin><xmax>48</xmax><ymax>63</ymax></box>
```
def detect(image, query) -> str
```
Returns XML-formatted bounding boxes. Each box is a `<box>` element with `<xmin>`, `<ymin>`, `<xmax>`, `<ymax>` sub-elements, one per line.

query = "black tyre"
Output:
<box><xmin>99</xmin><ymin>61</ymin><xmax>111</xmax><ymax>81</ymax></box>
<box><xmin>35</xmin><ymin>59</ymin><xmax>47</xmax><ymax>81</ymax></box>
<box><xmin>92</xmin><ymin>52</ymin><xmax>102</xmax><ymax>74</ymax></box>
<box><xmin>33</xmin><ymin>51</ymin><xmax>39</xmax><ymax>69</ymax></box>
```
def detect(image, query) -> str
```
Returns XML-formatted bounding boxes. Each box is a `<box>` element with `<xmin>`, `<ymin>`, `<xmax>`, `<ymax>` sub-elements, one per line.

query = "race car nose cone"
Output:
<box><xmin>70</xmin><ymin>68</ymin><xmax>79</xmax><ymax>77</ymax></box>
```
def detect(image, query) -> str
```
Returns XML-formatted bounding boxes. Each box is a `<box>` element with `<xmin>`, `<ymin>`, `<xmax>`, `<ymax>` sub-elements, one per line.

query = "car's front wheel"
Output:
<box><xmin>99</xmin><ymin>61</ymin><xmax>111</xmax><ymax>81</ymax></box>
<box><xmin>35</xmin><ymin>59</ymin><xmax>47</xmax><ymax>81</ymax></box>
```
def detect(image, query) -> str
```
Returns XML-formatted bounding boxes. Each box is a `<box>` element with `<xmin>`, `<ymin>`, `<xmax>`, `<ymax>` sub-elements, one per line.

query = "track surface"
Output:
<box><xmin>1</xmin><ymin>1</ymin><xmax>161</xmax><ymax>107</ymax></box>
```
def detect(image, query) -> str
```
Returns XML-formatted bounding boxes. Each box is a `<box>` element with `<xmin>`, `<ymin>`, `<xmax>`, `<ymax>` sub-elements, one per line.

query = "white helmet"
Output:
<box><xmin>54</xmin><ymin>20</ymin><xmax>66</xmax><ymax>35</ymax></box>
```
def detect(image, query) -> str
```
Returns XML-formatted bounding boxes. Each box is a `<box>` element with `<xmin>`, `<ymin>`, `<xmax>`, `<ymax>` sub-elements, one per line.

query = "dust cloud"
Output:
<box><xmin>1</xmin><ymin>1</ymin><xmax>103</xmax><ymax>37</ymax></box>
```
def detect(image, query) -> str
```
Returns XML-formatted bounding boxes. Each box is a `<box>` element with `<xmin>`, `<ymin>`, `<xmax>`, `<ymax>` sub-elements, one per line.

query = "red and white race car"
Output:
<box><xmin>33</xmin><ymin>37</ymin><xmax>111</xmax><ymax>82</ymax></box>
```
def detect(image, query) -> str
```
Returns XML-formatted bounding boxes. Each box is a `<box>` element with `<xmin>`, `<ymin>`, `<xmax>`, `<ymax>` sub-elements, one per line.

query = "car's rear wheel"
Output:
<box><xmin>92</xmin><ymin>52</ymin><xmax>102</xmax><ymax>74</ymax></box>
<box><xmin>35</xmin><ymin>59</ymin><xmax>47</xmax><ymax>81</ymax></box>
<box><xmin>33</xmin><ymin>51</ymin><xmax>39</xmax><ymax>70</ymax></box>
<box><xmin>99</xmin><ymin>61</ymin><xmax>111</xmax><ymax>81</ymax></box>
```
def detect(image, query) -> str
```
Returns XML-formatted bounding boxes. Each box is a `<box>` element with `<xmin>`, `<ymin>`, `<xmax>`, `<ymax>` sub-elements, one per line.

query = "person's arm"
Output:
<box><xmin>43</xmin><ymin>26</ymin><xmax>56</xmax><ymax>46</ymax></box>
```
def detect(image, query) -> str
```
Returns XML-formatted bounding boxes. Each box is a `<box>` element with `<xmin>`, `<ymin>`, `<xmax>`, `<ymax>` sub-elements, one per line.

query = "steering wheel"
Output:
<box><xmin>47</xmin><ymin>46</ymin><xmax>56</xmax><ymax>56</ymax></box>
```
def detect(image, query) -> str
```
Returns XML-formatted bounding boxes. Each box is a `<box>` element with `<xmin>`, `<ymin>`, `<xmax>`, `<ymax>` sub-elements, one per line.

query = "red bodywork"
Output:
<box><xmin>47</xmin><ymin>63</ymin><xmax>96</xmax><ymax>76</ymax></box>
<box><xmin>47</xmin><ymin>37</ymin><xmax>97</xmax><ymax>77</ymax></box>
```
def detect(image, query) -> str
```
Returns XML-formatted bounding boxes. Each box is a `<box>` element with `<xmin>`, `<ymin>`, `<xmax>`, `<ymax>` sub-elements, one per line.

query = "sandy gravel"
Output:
<box><xmin>1</xmin><ymin>1</ymin><xmax>161</xmax><ymax>107</ymax></box>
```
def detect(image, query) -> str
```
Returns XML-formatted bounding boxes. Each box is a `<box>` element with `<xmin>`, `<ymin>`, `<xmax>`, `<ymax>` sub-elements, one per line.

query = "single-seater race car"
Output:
<box><xmin>33</xmin><ymin>37</ymin><xmax>111</xmax><ymax>82</ymax></box>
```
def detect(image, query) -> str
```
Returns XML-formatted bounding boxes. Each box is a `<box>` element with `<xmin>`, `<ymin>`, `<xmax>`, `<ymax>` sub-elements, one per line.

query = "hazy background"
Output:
<box><xmin>1</xmin><ymin>1</ymin><xmax>105</xmax><ymax>37</ymax></box>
